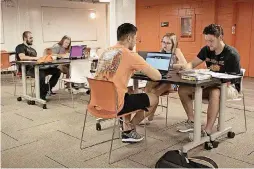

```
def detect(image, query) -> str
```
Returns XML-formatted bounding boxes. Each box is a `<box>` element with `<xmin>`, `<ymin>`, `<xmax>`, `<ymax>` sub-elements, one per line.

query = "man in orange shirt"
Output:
<box><xmin>95</xmin><ymin>23</ymin><xmax>161</xmax><ymax>143</ymax></box>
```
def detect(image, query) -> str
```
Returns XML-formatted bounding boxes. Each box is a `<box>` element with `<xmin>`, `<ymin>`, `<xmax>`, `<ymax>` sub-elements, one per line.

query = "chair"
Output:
<box><xmin>227</xmin><ymin>68</ymin><xmax>247</xmax><ymax>132</ymax></box>
<box><xmin>13</xmin><ymin>65</ymin><xmax>36</xmax><ymax>97</ymax></box>
<box><xmin>1</xmin><ymin>50</ymin><xmax>16</xmax><ymax>82</ymax></box>
<box><xmin>129</xmin><ymin>80</ymin><xmax>173</xmax><ymax>127</ymax></box>
<box><xmin>157</xmin><ymin>85</ymin><xmax>178</xmax><ymax>127</ymax></box>
<box><xmin>158</xmin><ymin>92</ymin><xmax>170</xmax><ymax>126</ymax></box>
<box><xmin>202</xmin><ymin>69</ymin><xmax>247</xmax><ymax>133</ymax></box>
<box><xmin>1</xmin><ymin>50</ymin><xmax>12</xmax><ymax>70</ymax></box>
<box><xmin>12</xmin><ymin>48</ymin><xmax>53</xmax><ymax>97</ymax></box>
<box><xmin>59</xmin><ymin>60</ymin><xmax>90</xmax><ymax>107</ymax></box>
<box><xmin>80</xmin><ymin>78</ymin><xmax>148</xmax><ymax>164</ymax></box>
<box><xmin>12</xmin><ymin>56</ymin><xmax>41</xmax><ymax>97</ymax></box>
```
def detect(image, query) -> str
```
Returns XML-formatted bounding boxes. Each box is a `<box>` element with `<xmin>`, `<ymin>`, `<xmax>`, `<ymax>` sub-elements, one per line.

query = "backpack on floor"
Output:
<box><xmin>155</xmin><ymin>150</ymin><xmax>218</xmax><ymax>168</ymax></box>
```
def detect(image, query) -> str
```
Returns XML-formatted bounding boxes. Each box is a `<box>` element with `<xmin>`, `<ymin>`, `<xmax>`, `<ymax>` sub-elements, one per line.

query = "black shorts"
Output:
<box><xmin>118</xmin><ymin>93</ymin><xmax>150</xmax><ymax>115</ymax></box>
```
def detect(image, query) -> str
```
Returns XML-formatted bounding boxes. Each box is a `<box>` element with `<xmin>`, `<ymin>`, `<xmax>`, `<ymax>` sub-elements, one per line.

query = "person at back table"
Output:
<box><xmin>175</xmin><ymin>24</ymin><xmax>241</xmax><ymax>138</ymax></box>
<box><xmin>15</xmin><ymin>31</ymin><xmax>61</xmax><ymax>100</ymax></box>
<box><xmin>94</xmin><ymin>23</ymin><xmax>161</xmax><ymax>143</ymax></box>
<box><xmin>51</xmin><ymin>36</ymin><xmax>71</xmax><ymax>86</ymax></box>
<box><xmin>144</xmin><ymin>33</ymin><xmax>187</xmax><ymax>122</ymax></box>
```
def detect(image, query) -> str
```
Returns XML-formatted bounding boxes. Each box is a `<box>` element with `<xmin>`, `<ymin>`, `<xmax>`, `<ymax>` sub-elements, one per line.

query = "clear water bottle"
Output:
<box><xmin>172</xmin><ymin>84</ymin><xmax>178</xmax><ymax>91</ymax></box>
<box><xmin>90</xmin><ymin>59</ymin><xmax>98</xmax><ymax>73</ymax></box>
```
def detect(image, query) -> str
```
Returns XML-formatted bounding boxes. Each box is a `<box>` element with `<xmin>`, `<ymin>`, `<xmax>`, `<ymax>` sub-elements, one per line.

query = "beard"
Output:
<box><xmin>26</xmin><ymin>40</ymin><xmax>33</xmax><ymax>45</ymax></box>
<box><xmin>209</xmin><ymin>47</ymin><xmax>215</xmax><ymax>51</ymax></box>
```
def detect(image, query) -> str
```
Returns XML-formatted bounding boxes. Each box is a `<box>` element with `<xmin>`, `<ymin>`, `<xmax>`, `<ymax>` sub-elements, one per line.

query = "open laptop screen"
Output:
<box><xmin>146</xmin><ymin>52</ymin><xmax>172</xmax><ymax>71</ymax></box>
<box><xmin>70</xmin><ymin>45</ymin><xmax>85</xmax><ymax>59</ymax></box>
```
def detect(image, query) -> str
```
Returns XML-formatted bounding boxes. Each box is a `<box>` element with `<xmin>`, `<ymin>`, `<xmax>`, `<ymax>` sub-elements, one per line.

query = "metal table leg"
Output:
<box><xmin>182</xmin><ymin>83</ymin><xmax>234</xmax><ymax>153</ymax></box>
<box><xmin>17</xmin><ymin>65</ymin><xmax>33</xmax><ymax>101</ymax></box>
<box><xmin>210</xmin><ymin>83</ymin><xmax>232</xmax><ymax>140</ymax></box>
<box><xmin>34</xmin><ymin>65</ymin><xmax>46</xmax><ymax>105</ymax></box>
<box><xmin>183</xmin><ymin>86</ymin><xmax>209</xmax><ymax>152</ymax></box>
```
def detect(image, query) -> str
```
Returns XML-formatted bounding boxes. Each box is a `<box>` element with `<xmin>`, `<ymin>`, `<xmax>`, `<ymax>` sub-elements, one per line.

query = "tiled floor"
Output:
<box><xmin>1</xmin><ymin>75</ymin><xmax>254</xmax><ymax>168</ymax></box>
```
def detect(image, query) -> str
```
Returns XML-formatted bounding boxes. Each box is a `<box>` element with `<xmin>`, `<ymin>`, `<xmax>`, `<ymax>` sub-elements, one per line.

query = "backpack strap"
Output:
<box><xmin>189</xmin><ymin>156</ymin><xmax>218</xmax><ymax>168</ymax></box>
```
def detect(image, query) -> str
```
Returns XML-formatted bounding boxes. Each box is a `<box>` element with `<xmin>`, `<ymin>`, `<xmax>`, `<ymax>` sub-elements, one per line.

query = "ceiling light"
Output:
<box><xmin>90</xmin><ymin>12</ymin><xmax>96</xmax><ymax>19</ymax></box>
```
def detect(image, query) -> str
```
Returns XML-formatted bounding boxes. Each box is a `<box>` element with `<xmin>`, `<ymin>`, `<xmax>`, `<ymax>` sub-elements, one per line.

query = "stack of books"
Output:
<box><xmin>179</xmin><ymin>69</ymin><xmax>212</xmax><ymax>81</ymax></box>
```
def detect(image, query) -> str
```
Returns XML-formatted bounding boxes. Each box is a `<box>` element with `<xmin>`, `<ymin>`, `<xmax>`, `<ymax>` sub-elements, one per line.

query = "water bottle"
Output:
<box><xmin>173</xmin><ymin>84</ymin><xmax>178</xmax><ymax>91</ymax></box>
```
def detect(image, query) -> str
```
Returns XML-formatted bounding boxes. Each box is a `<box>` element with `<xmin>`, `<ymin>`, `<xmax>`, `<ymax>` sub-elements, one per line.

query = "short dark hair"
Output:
<box><xmin>22</xmin><ymin>31</ymin><xmax>32</xmax><ymax>40</ymax></box>
<box><xmin>117</xmin><ymin>23</ymin><xmax>137</xmax><ymax>41</ymax></box>
<box><xmin>203</xmin><ymin>24</ymin><xmax>224</xmax><ymax>38</ymax></box>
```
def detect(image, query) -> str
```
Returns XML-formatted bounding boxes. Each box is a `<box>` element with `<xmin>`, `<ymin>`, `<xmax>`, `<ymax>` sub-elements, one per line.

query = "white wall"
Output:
<box><xmin>0</xmin><ymin>0</ymin><xmax>108</xmax><ymax>58</ymax></box>
<box><xmin>0</xmin><ymin>0</ymin><xmax>136</xmax><ymax>64</ymax></box>
<box><xmin>109</xmin><ymin>0</ymin><xmax>136</xmax><ymax>46</ymax></box>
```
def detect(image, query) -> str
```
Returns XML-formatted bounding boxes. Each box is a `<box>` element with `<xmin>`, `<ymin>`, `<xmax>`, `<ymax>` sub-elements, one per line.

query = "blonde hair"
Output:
<box><xmin>161</xmin><ymin>33</ymin><xmax>178</xmax><ymax>54</ymax></box>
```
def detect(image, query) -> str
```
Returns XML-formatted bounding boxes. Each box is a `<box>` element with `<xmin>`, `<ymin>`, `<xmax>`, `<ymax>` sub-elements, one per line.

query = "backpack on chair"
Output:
<box><xmin>155</xmin><ymin>150</ymin><xmax>218</xmax><ymax>168</ymax></box>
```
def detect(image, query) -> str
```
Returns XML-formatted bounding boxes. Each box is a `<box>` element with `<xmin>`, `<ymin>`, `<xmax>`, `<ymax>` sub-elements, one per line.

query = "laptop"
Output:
<box><xmin>135</xmin><ymin>52</ymin><xmax>173</xmax><ymax>78</ymax></box>
<box><xmin>69</xmin><ymin>45</ymin><xmax>86</xmax><ymax>59</ymax></box>
<box><xmin>138</xmin><ymin>51</ymin><xmax>149</xmax><ymax>60</ymax></box>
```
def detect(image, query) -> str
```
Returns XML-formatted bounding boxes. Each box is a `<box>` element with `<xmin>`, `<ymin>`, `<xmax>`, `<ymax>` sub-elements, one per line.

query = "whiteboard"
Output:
<box><xmin>42</xmin><ymin>6</ymin><xmax>97</xmax><ymax>42</ymax></box>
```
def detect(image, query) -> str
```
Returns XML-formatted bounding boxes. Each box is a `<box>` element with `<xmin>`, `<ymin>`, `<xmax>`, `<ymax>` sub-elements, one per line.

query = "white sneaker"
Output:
<box><xmin>122</xmin><ymin>130</ymin><xmax>144</xmax><ymax>143</ymax></box>
<box><xmin>188</xmin><ymin>130</ymin><xmax>210</xmax><ymax>141</ymax></box>
<box><xmin>139</xmin><ymin>119</ymin><xmax>150</xmax><ymax>125</ymax></box>
<box><xmin>177</xmin><ymin>120</ymin><xmax>194</xmax><ymax>133</ymax></box>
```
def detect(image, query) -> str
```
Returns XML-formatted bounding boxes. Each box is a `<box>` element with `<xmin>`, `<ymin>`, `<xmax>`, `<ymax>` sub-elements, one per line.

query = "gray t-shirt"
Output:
<box><xmin>52</xmin><ymin>44</ymin><xmax>66</xmax><ymax>54</ymax></box>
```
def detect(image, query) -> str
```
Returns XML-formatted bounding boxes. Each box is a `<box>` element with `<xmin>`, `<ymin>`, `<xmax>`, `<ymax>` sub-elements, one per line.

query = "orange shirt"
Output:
<box><xmin>94</xmin><ymin>44</ymin><xmax>152</xmax><ymax>110</ymax></box>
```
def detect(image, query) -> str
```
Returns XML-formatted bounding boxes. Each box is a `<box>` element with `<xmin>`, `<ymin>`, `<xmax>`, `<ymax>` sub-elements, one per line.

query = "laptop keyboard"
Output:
<box><xmin>134</xmin><ymin>72</ymin><xmax>170</xmax><ymax>79</ymax></box>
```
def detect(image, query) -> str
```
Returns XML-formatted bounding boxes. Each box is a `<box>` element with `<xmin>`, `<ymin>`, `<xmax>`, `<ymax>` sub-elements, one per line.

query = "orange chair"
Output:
<box><xmin>80</xmin><ymin>78</ymin><xmax>148</xmax><ymax>164</ymax></box>
<box><xmin>1</xmin><ymin>50</ymin><xmax>16</xmax><ymax>85</ymax></box>
<box><xmin>1</xmin><ymin>50</ymin><xmax>12</xmax><ymax>70</ymax></box>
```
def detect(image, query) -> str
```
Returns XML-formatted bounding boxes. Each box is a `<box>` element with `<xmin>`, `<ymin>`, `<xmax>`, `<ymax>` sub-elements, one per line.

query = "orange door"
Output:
<box><xmin>234</xmin><ymin>2</ymin><xmax>254</xmax><ymax>77</ymax></box>
<box><xmin>136</xmin><ymin>6</ymin><xmax>160</xmax><ymax>51</ymax></box>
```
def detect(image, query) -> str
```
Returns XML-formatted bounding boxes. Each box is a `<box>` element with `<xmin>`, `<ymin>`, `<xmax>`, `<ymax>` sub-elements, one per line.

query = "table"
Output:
<box><xmin>2</xmin><ymin>51</ymin><xmax>16</xmax><ymax>55</ymax></box>
<box><xmin>132</xmin><ymin>71</ymin><xmax>241</xmax><ymax>153</ymax></box>
<box><xmin>15</xmin><ymin>59</ymin><xmax>70</xmax><ymax>109</ymax></box>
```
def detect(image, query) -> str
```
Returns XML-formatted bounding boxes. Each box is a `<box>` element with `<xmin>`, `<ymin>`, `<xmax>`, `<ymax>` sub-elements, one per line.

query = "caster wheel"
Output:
<box><xmin>27</xmin><ymin>100</ymin><xmax>31</xmax><ymax>105</ymax></box>
<box><xmin>17</xmin><ymin>97</ymin><xmax>22</xmax><ymax>101</ymax></box>
<box><xmin>227</xmin><ymin>131</ymin><xmax>235</xmax><ymax>138</ymax></box>
<box><xmin>96</xmin><ymin>123</ymin><xmax>101</xmax><ymax>131</ymax></box>
<box><xmin>204</xmin><ymin>142</ymin><xmax>213</xmax><ymax>150</ymax></box>
<box><xmin>43</xmin><ymin>104</ymin><xmax>47</xmax><ymax>109</ymax></box>
<box><xmin>86</xmin><ymin>90</ymin><xmax>90</xmax><ymax>95</ymax></box>
<box><xmin>211</xmin><ymin>141</ymin><xmax>219</xmax><ymax>148</ymax></box>
<box><xmin>30</xmin><ymin>101</ymin><xmax>35</xmax><ymax>105</ymax></box>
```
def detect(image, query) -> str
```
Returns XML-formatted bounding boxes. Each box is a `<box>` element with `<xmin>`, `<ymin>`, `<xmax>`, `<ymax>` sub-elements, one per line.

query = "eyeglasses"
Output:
<box><xmin>161</xmin><ymin>41</ymin><xmax>171</xmax><ymax>45</ymax></box>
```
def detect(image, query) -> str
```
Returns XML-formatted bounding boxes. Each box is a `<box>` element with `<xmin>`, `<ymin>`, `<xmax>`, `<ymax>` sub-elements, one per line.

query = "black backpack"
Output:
<box><xmin>155</xmin><ymin>150</ymin><xmax>218</xmax><ymax>168</ymax></box>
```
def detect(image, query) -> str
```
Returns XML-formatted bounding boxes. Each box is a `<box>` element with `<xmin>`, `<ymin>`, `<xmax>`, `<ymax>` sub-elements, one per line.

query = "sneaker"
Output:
<box><xmin>139</xmin><ymin>119</ymin><xmax>150</xmax><ymax>125</ymax></box>
<box><xmin>122</xmin><ymin>130</ymin><xmax>144</xmax><ymax>143</ymax></box>
<box><xmin>177</xmin><ymin>120</ymin><xmax>194</xmax><ymax>133</ymax></box>
<box><xmin>40</xmin><ymin>94</ymin><xmax>47</xmax><ymax>101</ymax></box>
<box><xmin>188</xmin><ymin>130</ymin><xmax>210</xmax><ymax>141</ymax></box>
<box><xmin>46</xmin><ymin>90</ymin><xmax>56</xmax><ymax>96</ymax></box>
<box><xmin>50</xmin><ymin>90</ymin><xmax>57</xmax><ymax>95</ymax></box>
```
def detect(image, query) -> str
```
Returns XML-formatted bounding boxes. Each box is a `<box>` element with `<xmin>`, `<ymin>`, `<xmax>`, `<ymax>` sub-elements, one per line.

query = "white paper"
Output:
<box><xmin>202</xmin><ymin>72</ymin><xmax>241</xmax><ymax>79</ymax></box>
